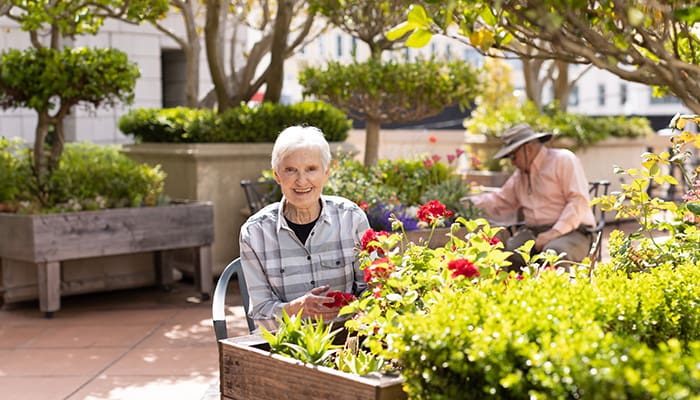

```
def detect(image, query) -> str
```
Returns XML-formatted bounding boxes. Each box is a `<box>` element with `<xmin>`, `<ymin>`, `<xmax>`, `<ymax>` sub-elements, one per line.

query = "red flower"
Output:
<box><xmin>423</xmin><ymin>159</ymin><xmax>433</xmax><ymax>168</ymax></box>
<box><xmin>417</xmin><ymin>200</ymin><xmax>453</xmax><ymax>223</ymax></box>
<box><xmin>482</xmin><ymin>234</ymin><xmax>501</xmax><ymax>245</ymax></box>
<box><xmin>364</xmin><ymin>257</ymin><xmax>394</xmax><ymax>283</ymax></box>
<box><xmin>428</xmin><ymin>135</ymin><xmax>437</xmax><ymax>143</ymax></box>
<box><xmin>323</xmin><ymin>291</ymin><xmax>356</xmax><ymax>307</ymax></box>
<box><xmin>361</xmin><ymin>229</ymin><xmax>390</xmax><ymax>253</ymax></box>
<box><xmin>448</xmin><ymin>258</ymin><xmax>480</xmax><ymax>279</ymax></box>
<box><xmin>431</xmin><ymin>154</ymin><xmax>441</xmax><ymax>163</ymax></box>
<box><xmin>358</xmin><ymin>200</ymin><xmax>369</xmax><ymax>211</ymax></box>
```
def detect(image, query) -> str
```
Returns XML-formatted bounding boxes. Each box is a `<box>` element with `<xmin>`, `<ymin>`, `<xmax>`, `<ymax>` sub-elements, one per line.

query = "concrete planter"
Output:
<box><xmin>122</xmin><ymin>142</ymin><xmax>353</xmax><ymax>275</ymax></box>
<box><xmin>0</xmin><ymin>201</ymin><xmax>214</xmax><ymax>315</ymax></box>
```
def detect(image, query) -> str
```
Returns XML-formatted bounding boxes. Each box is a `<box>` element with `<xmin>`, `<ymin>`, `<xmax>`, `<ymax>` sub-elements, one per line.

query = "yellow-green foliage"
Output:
<box><xmin>388</xmin><ymin>264</ymin><xmax>700</xmax><ymax>399</ymax></box>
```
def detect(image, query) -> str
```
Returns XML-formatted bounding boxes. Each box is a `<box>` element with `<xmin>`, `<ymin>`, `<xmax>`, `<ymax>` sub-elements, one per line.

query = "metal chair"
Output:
<box><xmin>212</xmin><ymin>257</ymin><xmax>255</xmax><ymax>340</ymax></box>
<box><xmin>586</xmin><ymin>180</ymin><xmax>611</xmax><ymax>269</ymax></box>
<box><xmin>240</xmin><ymin>179</ymin><xmax>281</xmax><ymax>215</ymax></box>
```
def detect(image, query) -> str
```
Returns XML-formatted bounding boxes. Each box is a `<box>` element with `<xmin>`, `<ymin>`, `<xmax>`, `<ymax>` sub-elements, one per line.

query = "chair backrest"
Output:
<box><xmin>587</xmin><ymin>180</ymin><xmax>611</xmax><ymax>267</ymax></box>
<box><xmin>212</xmin><ymin>257</ymin><xmax>255</xmax><ymax>340</ymax></box>
<box><xmin>240</xmin><ymin>179</ymin><xmax>281</xmax><ymax>215</ymax></box>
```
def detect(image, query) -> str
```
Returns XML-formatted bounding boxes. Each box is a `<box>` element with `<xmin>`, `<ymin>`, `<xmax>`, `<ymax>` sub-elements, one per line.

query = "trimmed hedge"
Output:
<box><xmin>118</xmin><ymin>101</ymin><xmax>352</xmax><ymax>143</ymax></box>
<box><xmin>386</xmin><ymin>264</ymin><xmax>700</xmax><ymax>399</ymax></box>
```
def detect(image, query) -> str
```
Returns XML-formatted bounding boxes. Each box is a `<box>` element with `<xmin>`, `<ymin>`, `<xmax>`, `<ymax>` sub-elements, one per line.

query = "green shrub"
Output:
<box><xmin>0</xmin><ymin>141</ymin><xmax>165</xmax><ymax>214</ymax></box>
<box><xmin>119</xmin><ymin>101</ymin><xmax>351</xmax><ymax>143</ymax></box>
<box><xmin>466</xmin><ymin>101</ymin><xmax>654</xmax><ymax>149</ymax></box>
<box><xmin>387</xmin><ymin>264</ymin><xmax>700</xmax><ymax>399</ymax></box>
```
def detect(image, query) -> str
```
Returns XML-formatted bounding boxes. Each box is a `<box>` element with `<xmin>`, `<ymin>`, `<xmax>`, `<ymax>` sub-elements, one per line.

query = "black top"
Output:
<box><xmin>285</xmin><ymin>217</ymin><xmax>319</xmax><ymax>245</ymax></box>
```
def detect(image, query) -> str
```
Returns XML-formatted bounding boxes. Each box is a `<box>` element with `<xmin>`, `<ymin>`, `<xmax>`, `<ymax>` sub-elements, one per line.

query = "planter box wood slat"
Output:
<box><xmin>219</xmin><ymin>335</ymin><xmax>406</xmax><ymax>400</ymax></box>
<box><xmin>0</xmin><ymin>201</ymin><xmax>215</xmax><ymax>315</ymax></box>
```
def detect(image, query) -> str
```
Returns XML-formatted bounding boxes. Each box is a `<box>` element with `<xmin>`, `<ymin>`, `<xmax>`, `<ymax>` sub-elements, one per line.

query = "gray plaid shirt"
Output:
<box><xmin>239</xmin><ymin>195</ymin><xmax>369</xmax><ymax>325</ymax></box>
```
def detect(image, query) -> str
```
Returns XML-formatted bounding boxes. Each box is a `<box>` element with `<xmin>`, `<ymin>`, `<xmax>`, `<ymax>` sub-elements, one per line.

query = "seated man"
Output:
<box><xmin>464</xmin><ymin>123</ymin><xmax>595</xmax><ymax>271</ymax></box>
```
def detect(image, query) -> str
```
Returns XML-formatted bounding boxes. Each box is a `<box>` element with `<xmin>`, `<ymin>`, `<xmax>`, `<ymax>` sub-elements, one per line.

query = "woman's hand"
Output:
<box><xmin>284</xmin><ymin>285</ymin><xmax>339</xmax><ymax>322</ymax></box>
<box><xmin>535</xmin><ymin>228</ymin><xmax>562</xmax><ymax>251</ymax></box>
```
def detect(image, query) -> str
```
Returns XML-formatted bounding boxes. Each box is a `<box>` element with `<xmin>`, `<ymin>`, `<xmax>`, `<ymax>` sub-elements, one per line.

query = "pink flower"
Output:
<box><xmin>323</xmin><ymin>291</ymin><xmax>356</xmax><ymax>307</ymax></box>
<box><xmin>417</xmin><ymin>200</ymin><xmax>453</xmax><ymax>223</ymax></box>
<box><xmin>364</xmin><ymin>257</ymin><xmax>395</xmax><ymax>283</ymax></box>
<box><xmin>455</xmin><ymin>148</ymin><xmax>465</xmax><ymax>157</ymax></box>
<box><xmin>447</xmin><ymin>154</ymin><xmax>456</xmax><ymax>163</ymax></box>
<box><xmin>361</xmin><ymin>229</ymin><xmax>390</xmax><ymax>254</ymax></box>
<box><xmin>431</xmin><ymin>154</ymin><xmax>441</xmax><ymax>163</ymax></box>
<box><xmin>448</xmin><ymin>259</ymin><xmax>480</xmax><ymax>279</ymax></box>
<box><xmin>482</xmin><ymin>234</ymin><xmax>501</xmax><ymax>245</ymax></box>
<box><xmin>423</xmin><ymin>159</ymin><xmax>433</xmax><ymax>168</ymax></box>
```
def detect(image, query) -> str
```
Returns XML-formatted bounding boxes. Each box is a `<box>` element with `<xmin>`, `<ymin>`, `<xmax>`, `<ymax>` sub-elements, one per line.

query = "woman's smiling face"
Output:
<box><xmin>273</xmin><ymin>147</ymin><xmax>330</xmax><ymax>209</ymax></box>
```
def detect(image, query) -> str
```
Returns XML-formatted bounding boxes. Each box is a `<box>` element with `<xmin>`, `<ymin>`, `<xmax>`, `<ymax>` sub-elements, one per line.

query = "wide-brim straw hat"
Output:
<box><xmin>493</xmin><ymin>123</ymin><xmax>553</xmax><ymax>159</ymax></box>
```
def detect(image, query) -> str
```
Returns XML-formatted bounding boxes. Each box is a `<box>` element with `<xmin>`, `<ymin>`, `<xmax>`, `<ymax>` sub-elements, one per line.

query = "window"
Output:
<box><xmin>404</xmin><ymin>46</ymin><xmax>411</xmax><ymax>61</ymax></box>
<box><xmin>569</xmin><ymin>86</ymin><xmax>579</xmax><ymax>107</ymax></box>
<box><xmin>336</xmin><ymin>35</ymin><xmax>343</xmax><ymax>58</ymax></box>
<box><xmin>161</xmin><ymin>49</ymin><xmax>186</xmax><ymax>107</ymax></box>
<box><xmin>620</xmin><ymin>83</ymin><xmax>627</xmax><ymax>105</ymax></box>
<box><xmin>597</xmin><ymin>84</ymin><xmax>606</xmax><ymax>106</ymax></box>
<box><xmin>351</xmin><ymin>37</ymin><xmax>357</xmax><ymax>56</ymax></box>
<box><xmin>445</xmin><ymin>44</ymin><xmax>452</xmax><ymax>60</ymax></box>
<box><xmin>430</xmin><ymin>42</ymin><xmax>437</xmax><ymax>56</ymax></box>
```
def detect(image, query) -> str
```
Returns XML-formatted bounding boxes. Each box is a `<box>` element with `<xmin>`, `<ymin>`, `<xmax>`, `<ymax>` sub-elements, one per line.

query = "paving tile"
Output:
<box><xmin>0</xmin><ymin>348</ymin><xmax>126</xmax><ymax>377</ymax></box>
<box><xmin>0</xmin><ymin>376</ymin><xmax>92</xmax><ymax>400</ymax></box>
<box><xmin>66</xmin><ymin>375</ymin><xmax>218</xmax><ymax>400</ymax></box>
<box><xmin>103</xmin><ymin>347</ymin><xmax>219</xmax><ymax>377</ymax></box>
<box><xmin>0</xmin><ymin>326</ymin><xmax>45</xmax><ymax>349</ymax></box>
<box><xmin>135</xmin><ymin>319</ymin><xmax>218</xmax><ymax>349</ymax></box>
<box><xmin>20</xmin><ymin>324</ymin><xmax>156</xmax><ymax>349</ymax></box>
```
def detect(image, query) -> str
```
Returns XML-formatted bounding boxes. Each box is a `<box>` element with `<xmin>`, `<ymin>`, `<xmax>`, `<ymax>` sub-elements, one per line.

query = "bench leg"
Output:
<box><xmin>37</xmin><ymin>261</ymin><xmax>61</xmax><ymax>318</ymax></box>
<box><xmin>154</xmin><ymin>250</ymin><xmax>174</xmax><ymax>291</ymax></box>
<box><xmin>194</xmin><ymin>245</ymin><xmax>213</xmax><ymax>301</ymax></box>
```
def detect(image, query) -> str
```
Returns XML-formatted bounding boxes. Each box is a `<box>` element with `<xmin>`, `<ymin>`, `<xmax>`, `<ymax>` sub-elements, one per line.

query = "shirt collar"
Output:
<box><xmin>275</xmin><ymin>195</ymin><xmax>330</xmax><ymax>232</ymax></box>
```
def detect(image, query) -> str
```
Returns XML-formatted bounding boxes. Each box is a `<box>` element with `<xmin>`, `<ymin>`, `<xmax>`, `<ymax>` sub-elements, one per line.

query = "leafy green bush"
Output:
<box><xmin>386</xmin><ymin>263</ymin><xmax>700</xmax><ymax>399</ymax></box>
<box><xmin>323</xmin><ymin>150</ymin><xmax>478</xmax><ymax>230</ymax></box>
<box><xmin>466</xmin><ymin>101</ymin><xmax>654</xmax><ymax>149</ymax></box>
<box><xmin>0</xmin><ymin>141</ymin><xmax>165</xmax><ymax>214</ymax></box>
<box><xmin>119</xmin><ymin>101</ymin><xmax>351</xmax><ymax>143</ymax></box>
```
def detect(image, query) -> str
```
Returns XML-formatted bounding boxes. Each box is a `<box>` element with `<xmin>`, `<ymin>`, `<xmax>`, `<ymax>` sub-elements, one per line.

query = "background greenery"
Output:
<box><xmin>0</xmin><ymin>139</ymin><xmax>165</xmax><ymax>214</ymax></box>
<box><xmin>118</xmin><ymin>101</ymin><xmax>351</xmax><ymax>143</ymax></box>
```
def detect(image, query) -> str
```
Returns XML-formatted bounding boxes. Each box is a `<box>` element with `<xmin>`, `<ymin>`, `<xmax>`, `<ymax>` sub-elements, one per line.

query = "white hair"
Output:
<box><xmin>271</xmin><ymin>125</ymin><xmax>331</xmax><ymax>171</ymax></box>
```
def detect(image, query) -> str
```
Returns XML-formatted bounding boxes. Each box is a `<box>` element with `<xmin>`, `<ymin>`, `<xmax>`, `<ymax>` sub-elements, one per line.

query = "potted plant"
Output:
<box><xmin>0</xmin><ymin>4</ymin><xmax>213</xmax><ymax>316</ymax></box>
<box><xmin>220</xmin><ymin>154</ymin><xmax>700</xmax><ymax>398</ymax></box>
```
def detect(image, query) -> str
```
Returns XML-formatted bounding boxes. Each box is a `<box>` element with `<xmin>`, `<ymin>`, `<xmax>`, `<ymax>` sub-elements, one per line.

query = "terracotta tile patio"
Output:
<box><xmin>0</xmin><ymin>219</ymin><xmax>651</xmax><ymax>400</ymax></box>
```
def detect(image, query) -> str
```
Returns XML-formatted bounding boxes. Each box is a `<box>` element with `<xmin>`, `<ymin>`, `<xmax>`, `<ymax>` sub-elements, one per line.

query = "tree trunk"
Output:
<box><xmin>552</xmin><ymin>60</ymin><xmax>570</xmax><ymax>112</ymax></box>
<box><xmin>183</xmin><ymin>5</ymin><xmax>201</xmax><ymax>108</ymax></box>
<box><xmin>364</xmin><ymin>118</ymin><xmax>381</xmax><ymax>166</ymax></box>
<box><xmin>33</xmin><ymin>113</ymin><xmax>50</xmax><ymax>176</ymax></box>
<box><xmin>521</xmin><ymin>58</ymin><xmax>543</xmax><ymax>110</ymax></box>
<box><xmin>264</xmin><ymin>0</ymin><xmax>293</xmax><ymax>103</ymax></box>
<box><xmin>204</xmin><ymin>0</ymin><xmax>232</xmax><ymax>112</ymax></box>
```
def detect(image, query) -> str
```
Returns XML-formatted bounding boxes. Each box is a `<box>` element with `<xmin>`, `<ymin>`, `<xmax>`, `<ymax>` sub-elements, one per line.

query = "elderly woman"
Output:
<box><xmin>239</xmin><ymin>125</ymin><xmax>370</xmax><ymax>330</ymax></box>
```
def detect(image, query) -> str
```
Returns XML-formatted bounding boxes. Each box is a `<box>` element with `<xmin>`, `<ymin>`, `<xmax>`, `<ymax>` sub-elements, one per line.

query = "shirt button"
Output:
<box><xmin>280</xmin><ymin>269</ymin><xmax>285</xmax><ymax>273</ymax></box>
<box><xmin>310</xmin><ymin>232</ymin><xmax>314</xmax><ymax>235</ymax></box>
<box><xmin>307</xmin><ymin>256</ymin><xmax>311</xmax><ymax>260</ymax></box>
<box><xmin>310</xmin><ymin>280</ymin><xmax>315</xmax><ymax>285</ymax></box>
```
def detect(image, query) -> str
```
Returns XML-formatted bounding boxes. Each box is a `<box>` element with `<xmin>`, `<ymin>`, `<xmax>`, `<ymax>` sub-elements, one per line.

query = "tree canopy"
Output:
<box><xmin>391</xmin><ymin>1</ymin><xmax>700</xmax><ymax>113</ymax></box>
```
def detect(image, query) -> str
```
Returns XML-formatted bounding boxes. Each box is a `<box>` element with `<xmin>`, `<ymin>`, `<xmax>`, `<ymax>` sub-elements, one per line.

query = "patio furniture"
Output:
<box><xmin>240</xmin><ymin>179</ymin><xmax>281</xmax><ymax>215</ymax></box>
<box><xmin>212</xmin><ymin>257</ymin><xmax>255</xmax><ymax>340</ymax></box>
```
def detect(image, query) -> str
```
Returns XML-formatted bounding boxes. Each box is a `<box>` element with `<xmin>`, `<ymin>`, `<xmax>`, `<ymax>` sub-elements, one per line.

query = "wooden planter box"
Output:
<box><xmin>0</xmin><ymin>201</ymin><xmax>214</xmax><ymax>316</ymax></box>
<box><xmin>218</xmin><ymin>335</ymin><xmax>406</xmax><ymax>400</ymax></box>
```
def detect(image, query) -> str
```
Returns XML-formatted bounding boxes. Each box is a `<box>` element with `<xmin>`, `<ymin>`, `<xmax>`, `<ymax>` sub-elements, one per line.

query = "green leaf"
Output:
<box><xmin>687</xmin><ymin>202</ymin><xmax>700</xmax><ymax>215</ymax></box>
<box><xmin>406</xmin><ymin>29</ymin><xmax>433</xmax><ymax>48</ymax></box>
<box><xmin>386</xmin><ymin>21</ymin><xmax>414</xmax><ymax>41</ymax></box>
<box><xmin>407</xmin><ymin>5</ymin><xmax>430</xmax><ymax>26</ymax></box>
